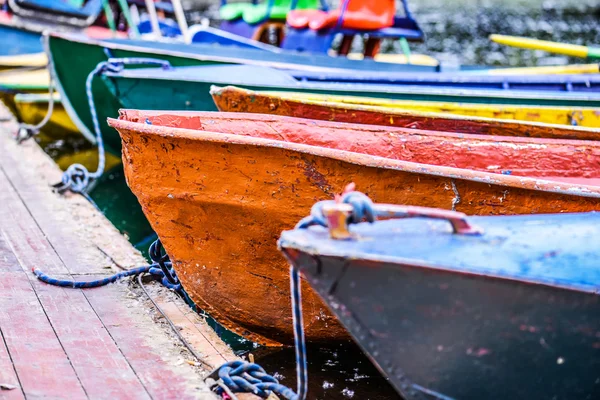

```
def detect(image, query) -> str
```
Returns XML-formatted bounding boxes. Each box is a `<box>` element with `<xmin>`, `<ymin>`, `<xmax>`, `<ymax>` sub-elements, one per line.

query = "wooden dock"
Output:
<box><xmin>0</xmin><ymin>108</ymin><xmax>236</xmax><ymax>399</ymax></box>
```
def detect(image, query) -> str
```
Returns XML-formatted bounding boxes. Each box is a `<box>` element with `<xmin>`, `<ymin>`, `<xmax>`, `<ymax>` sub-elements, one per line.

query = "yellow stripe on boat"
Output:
<box><xmin>271</xmin><ymin>92</ymin><xmax>600</xmax><ymax>128</ymax></box>
<box><xmin>346</xmin><ymin>52</ymin><xmax>440</xmax><ymax>66</ymax></box>
<box><xmin>0</xmin><ymin>68</ymin><xmax>50</xmax><ymax>90</ymax></box>
<box><xmin>0</xmin><ymin>53</ymin><xmax>47</xmax><ymax>71</ymax></box>
<box><xmin>488</xmin><ymin>63</ymin><xmax>600</xmax><ymax>75</ymax></box>
<box><xmin>489</xmin><ymin>34</ymin><xmax>598</xmax><ymax>59</ymax></box>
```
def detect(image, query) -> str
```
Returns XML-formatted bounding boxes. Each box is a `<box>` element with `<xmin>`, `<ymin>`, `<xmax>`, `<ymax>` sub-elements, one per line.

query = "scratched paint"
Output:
<box><xmin>109</xmin><ymin>112</ymin><xmax>600</xmax><ymax>346</ymax></box>
<box><xmin>120</xmin><ymin>110</ymin><xmax>600</xmax><ymax>180</ymax></box>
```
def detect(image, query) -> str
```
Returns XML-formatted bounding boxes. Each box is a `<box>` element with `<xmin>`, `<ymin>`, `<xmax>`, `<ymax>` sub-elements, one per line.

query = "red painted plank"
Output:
<box><xmin>0</xmin><ymin>272</ymin><xmax>87</xmax><ymax>399</ymax></box>
<box><xmin>0</xmin><ymin>138</ymin><xmax>108</xmax><ymax>275</ymax></box>
<box><xmin>84</xmin><ymin>285</ymin><xmax>210</xmax><ymax>399</ymax></box>
<box><xmin>0</xmin><ymin>327</ymin><xmax>24</xmax><ymax>400</ymax></box>
<box><xmin>32</xmin><ymin>278</ymin><xmax>152</xmax><ymax>400</ymax></box>
<box><xmin>0</xmin><ymin>171</ymin><xmax>67</xmax><ymax>275</ymax></box>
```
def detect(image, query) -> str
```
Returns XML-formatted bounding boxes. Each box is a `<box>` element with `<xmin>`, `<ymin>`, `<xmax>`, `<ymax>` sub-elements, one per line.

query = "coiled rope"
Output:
<box><xmin>53</xmin><ymin>57</ymin><xmax>171</xmax><ymax>199</ymax></box>
<box><xmin>32</xmin><ymin>239</ymin><xmax>180</xmax><ymax>290</ymax></box>
<box><xmin>205</xmin><ymin>265</ymin><xmax>307</xmax><ymax>400</ymax></box>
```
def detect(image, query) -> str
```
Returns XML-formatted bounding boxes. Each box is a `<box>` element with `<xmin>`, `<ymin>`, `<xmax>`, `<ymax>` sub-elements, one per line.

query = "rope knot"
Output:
<box><xmin>209</xmin><ymin>361</ymin><xmax>300</xmax><ymax>399</ymax></box>
<box><xmin>149</xmin><ymin>239</ymin><xmax>180</xmax><ymax>286</ymax></box>
<box><xmin>296</xmin><ymin>186</ymin><xmax>375</xmax><ymax>229</ymax></box>
<box><xmin>52</xmin><ymin>163</ymin><xmax>91</xmax><ymax>194</ymax></box>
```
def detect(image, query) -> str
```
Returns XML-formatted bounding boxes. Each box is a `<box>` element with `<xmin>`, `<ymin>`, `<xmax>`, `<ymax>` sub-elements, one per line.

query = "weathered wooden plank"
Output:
<box><xmin>31</xmin><ymin>277</ymin><xmax>152</xmax><ymax>400</ymax></box>
<box><xmin>0</xmin><ymin>169</ymin><xmax>67</xmax><ymax>275</ymax></box>
<box><xmin>0</xmin><ymin>272</ymin><xmax>87</xmax><ymax>399</ymax></box>
<box><xmin>84</xmin><ymin>284</ymin><xmax>214</xmax><ymax>400</ymax></box>
<box><xmin>0</xmin><ymin>132</ymin><xmax>110</xmax><ymax>275</ymax></box>
<box><xmin>0</xmin><ymin>231</ymin><xmax>21</xmax><ymax>272</ymax></box>
<box><xmin>0</xmin><ymin>326</ymin><xmax>24</xmax><ymax>400</ymax></box>
<box><xmin>156</xmin><ymin>291</ymin><xmax>236</xmax><ymax>369</ymax></box>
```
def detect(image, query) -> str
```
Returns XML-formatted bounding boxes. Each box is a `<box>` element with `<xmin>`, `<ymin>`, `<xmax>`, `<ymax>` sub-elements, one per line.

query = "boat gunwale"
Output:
<box><xmin>120</xmin><ymin>108</ymin><xmax>600</xmax><ymax>146</ymax></box>
<box><xmin>108</xmin><ymin>115</ymin><xmax>600</xmax><ymax>198</ymax></box>
<box><xmin>278</xmin><ymin>216</ymin><xmax>600</xmax><ymax>294</ymax></box>
<box><xmin>106</xmin><ymin>65</ymin><xmax>600</xmax><ymax>102</ymax></box>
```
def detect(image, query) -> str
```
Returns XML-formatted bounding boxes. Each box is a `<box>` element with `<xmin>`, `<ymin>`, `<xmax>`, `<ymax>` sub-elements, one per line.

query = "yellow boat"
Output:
<box><xmin>0</xmin><ymin>67</ymin><xmax>50</xmax><ymax>116</ymax></box>
<box><xmin>12</xmin><ymin>92</ymin><xmax>120</xmax><ymax>171</ymax></box>
<box><xmin>13</xmin><ymin>93</ymin><xmax>80</xmax><ymax>140</ymax></box>
<box><xmin>0</xmin><ymin>53</ymin><xmax>47</xmax><ymax>72</ymax></box>
<box><xmin>270</xmin><ymin>92</ymin><xmax>600</xmax><ymax>128</ymax></box>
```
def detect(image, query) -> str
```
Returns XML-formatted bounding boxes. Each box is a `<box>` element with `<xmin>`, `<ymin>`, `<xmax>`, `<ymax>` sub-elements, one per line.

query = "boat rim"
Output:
<box><xmin>108</xmin><ymin>115</ymin><xmax>600</xmax><ymax>199</ymax></box>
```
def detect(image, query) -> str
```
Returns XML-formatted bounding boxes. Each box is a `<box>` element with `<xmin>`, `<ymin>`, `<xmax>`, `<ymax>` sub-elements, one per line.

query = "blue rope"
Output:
<box><xmin>32</xmin><ymin>238</ymin><xmax>182</xmax><ymax>291</ymax></box>
<box><xmin>53</xmin><ymin>57</ymin><xmax>172</xmax><ymax>197</ymax></box>
<box><xmin>208</xmin><ymin>257</ymin><xmax>308</xmax><ymax>400</ymax></box>
<box><xmin>295</xmin><ymin>191</ymin><xmax>375</xmax><ymax>229</ymax></box>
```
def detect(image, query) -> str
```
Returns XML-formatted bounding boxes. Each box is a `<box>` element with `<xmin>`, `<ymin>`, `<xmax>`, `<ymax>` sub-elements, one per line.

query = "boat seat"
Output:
<box><xmin>220</xmin><ymin>0</ymin><xmax>320</xmax><ymax>25</ymax></box>
<box><xmin>8</xmin><ymin>0</ymin><xmax>103</xmax><ymax>27</ymax></box>
<box><xmin>282</xmin><ymin>0</ymin><xmax>424</xmax><ymax>57</ymax></box>
<box><xmin>287</xmin><ymin>0</ymin><xmax>395</xmax><ymax>31</ymax></box>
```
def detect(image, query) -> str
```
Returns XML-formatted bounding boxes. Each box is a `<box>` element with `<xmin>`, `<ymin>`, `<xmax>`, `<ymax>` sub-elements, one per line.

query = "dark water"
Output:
<box><xmin>36</xmin><ymin>3</ymin><xmax>599</xmax><ymax>399</ymax></box>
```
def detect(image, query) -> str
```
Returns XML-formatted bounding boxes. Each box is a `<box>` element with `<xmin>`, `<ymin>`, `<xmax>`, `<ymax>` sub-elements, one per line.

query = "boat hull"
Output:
<box><xmin>212</xmin><ymin>86</ymin><xmax>600</xmax><ymax>139</ymax></box>
<box><xmin>279</xmin><ymin>213</ymin><xmax>600</xmax><ymax>400</ymax></box>
<box><xmin>110</xmin><ymin>114</ymin><xmax>600</xmax><ymax>346</ymax></box>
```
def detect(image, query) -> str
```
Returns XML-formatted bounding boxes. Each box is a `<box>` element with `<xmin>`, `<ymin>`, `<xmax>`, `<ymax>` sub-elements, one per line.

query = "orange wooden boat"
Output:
<box><xmin>109</xmin><ymin>111</ymin><xmax>600</xmax><ymax>346</ymax></box>
<box><xmin>211</xmin><ymin>86</ymin><xmax>600</xmax><ymax>141</ymax></box>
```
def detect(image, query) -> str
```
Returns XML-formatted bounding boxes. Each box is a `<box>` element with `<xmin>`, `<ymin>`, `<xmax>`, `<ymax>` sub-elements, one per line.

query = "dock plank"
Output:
<box><xmin>0</xmin><ymin>323</ymin><xmax>24</xmax><ymax>400</ymax></box>
<box><xmin>31</xmin><ymin>278</ymin><xmax>152</xmax><ymax>400</ymax></box>
<box><xmin>0</xmin><ymin>272</ymin><xmax>87</xmax><ymax>399</ymax></box>
<box><xmin>84</xmin><ymin>284</ymin><xmax>214</xmax><ymax>399</ymax></box>
<box><xmin>0</xmin><ymin>132</ymin><xmax>113</xmax><ymax>275</ymax></box>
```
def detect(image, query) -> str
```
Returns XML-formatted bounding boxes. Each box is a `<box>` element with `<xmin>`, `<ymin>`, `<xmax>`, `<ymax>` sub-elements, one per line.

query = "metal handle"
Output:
<box><xmin>322</xmin><ymin>203</ymin><xmax>482</xmax><ymax>240</ymax></box>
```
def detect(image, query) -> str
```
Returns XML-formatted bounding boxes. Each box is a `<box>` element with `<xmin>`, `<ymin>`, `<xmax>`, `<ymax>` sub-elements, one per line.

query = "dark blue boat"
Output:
<box><xmin>279</xmin><ymin>193</ymin><xmax>600</xmax><ymax>400</ymax></box>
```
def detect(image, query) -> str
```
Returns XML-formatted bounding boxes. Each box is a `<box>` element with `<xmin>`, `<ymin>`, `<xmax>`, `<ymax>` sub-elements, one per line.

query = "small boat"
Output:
<box><xmin>220</xmin><ymin>89</ymin><xmax>600</xmax><ymax>128</ymax></box>
<box><xmin>0</xmin><ymin>68</ymin><xmax>48</xmax><ymax>116</ymax></box>
<box><xmin>279</xmin><ymin>195</ymin><xmax>600</xmax><ymax>400</ymax></box>
<box><xmin>0</xmin><ymin>52</ymin><xmax>47</xmax><ymax>72</ymax></box>
<box><xmin>212</xmin><ymin>86</ymin><xmax>600</xmax><ymax>138</ymax></box>
<box><xmin>13</xmin><ymin>93</ymin><xmax>81</xmax><ymax>141</ymax></box>
<box><xmin>48</xmin><ymin>32</ymin><xmax>600</xmax><ymax>152</ymax></box>
<box><xmin>108</xmin><ymin>110</ymin><xmax>600</xmax><ymax>346</ymax></box>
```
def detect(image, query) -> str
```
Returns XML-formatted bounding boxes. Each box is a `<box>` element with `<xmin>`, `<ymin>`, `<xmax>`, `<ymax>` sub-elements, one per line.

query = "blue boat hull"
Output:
<box><xmin>280</xmin><ymin>212</ymin><xmax>600</xmax><ymax>400</ymax></box>
<box><xmin>0</xmin><ymin>24</ymin><xmax>42</xmax><ymax>56</ymax></box>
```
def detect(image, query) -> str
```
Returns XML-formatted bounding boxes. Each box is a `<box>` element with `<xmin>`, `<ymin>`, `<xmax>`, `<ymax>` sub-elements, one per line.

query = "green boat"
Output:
<box><xmin>48</xmin><ymin>32</ymin><xmax>600</xmax><ymax>153</ymax></box>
